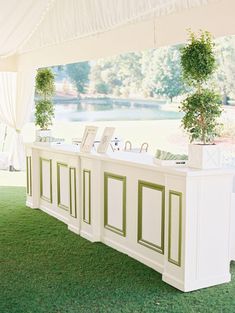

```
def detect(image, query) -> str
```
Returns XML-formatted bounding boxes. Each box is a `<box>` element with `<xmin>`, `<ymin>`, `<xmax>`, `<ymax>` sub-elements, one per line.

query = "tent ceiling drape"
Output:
<box><xmin>0</xmin><ymin>0</ymin><xmax>52</xmax><ymax>58</ymax></box>
<box><xmin>1</xmin><ymin>0</ymin><xmax>235</xmax><ymax>70</ymax></box>
<box><xmin>19</xmin><ymin>0</ymin><xmax>217</xmax><ymax>55</ymax></box>
<box><xmin>0</xmin><ymin>0</ymin><xmax>216</xmax><ymax>59</ymax></box>
<box><xmin>16</xmin><ymin>0</ymin><xmax>235</xmax><ymax>70</ymax></box>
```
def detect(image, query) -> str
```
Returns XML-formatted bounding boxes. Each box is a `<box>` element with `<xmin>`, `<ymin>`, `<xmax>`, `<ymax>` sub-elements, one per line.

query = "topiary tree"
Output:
<box><xmin>180</xmin><ymin>30</ymin><xmax>222</xmax><ymax>144</ymax></box>
<box><xmin>35</xmin><ymin>68</ymin><xmax>55</xmax><ymax>130</ymax></box>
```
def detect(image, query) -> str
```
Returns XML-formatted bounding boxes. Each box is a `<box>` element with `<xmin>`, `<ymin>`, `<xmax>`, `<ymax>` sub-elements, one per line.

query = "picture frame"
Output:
<box><xmin>97</xmin><ymin>127</ymin><xmax>115</xmax><ymax>154</ymax></box>
<box><xmin>80</xmin><ymin>126</ymin><xmax>98</xmax><ymax>153</ymax></box>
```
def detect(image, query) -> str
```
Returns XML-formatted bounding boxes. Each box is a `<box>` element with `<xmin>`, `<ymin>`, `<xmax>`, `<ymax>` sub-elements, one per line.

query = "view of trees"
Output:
<box><xmin>53</xmin><ymin>36</ymin><xmax>235</xmax><ymax>104</ymax></box>
<box><xmin>66</xmin><ymin>62</ymin><xmax>90</xmax><ymax>95</ymax></box>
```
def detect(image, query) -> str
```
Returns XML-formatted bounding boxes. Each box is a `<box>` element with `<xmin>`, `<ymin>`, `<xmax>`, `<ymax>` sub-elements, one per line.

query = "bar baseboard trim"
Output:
<box><xmin>103</xmin><ymin>237</ymin><xmax>164</xmax><ymax>274</ymax></box>
<box><xmin>40</xmin><ymin>205</ymin><xmax>68</xmax><ymax>224</ymax></box>
<box><xmin>162</xmin><ymin>273</ymin><xmax>231</xmax><ymax>292</ymax></box>
<box><xmin>68</xmin><ymin>224</ymin><xmax>80</xmax><ymax>235</ymax></box>
<box><xmin>80</xmin><ymin>229</ymin><xmax>98</xmax><ymax>242</ymax></box>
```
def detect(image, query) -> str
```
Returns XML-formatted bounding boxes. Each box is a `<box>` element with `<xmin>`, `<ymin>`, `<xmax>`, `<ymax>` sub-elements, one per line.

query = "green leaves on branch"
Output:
<box><xmin>181</xmin><ymin>89</ymin><xmax>221</xmax><ymax>144</ymax></box>
<box><xmin>35</xmin><ymin>68</ymin><xmax>55</xmax><ymax>97</ymax></box>
<box><xmin>181</xmin><ymin>30</ymin><xmax>217</xmax><ymax>86</ymax></box>
<box><xmin>35</xmin><ymin>68</ymin><xmax>55</xmax><ymax>130</ymax></box>
<box><xmin>35</xmin><ymin>100</ymin><xmax>55</xmax><ymax>130</ymax></box>
<box><xmin>180</xmin><ymin>30</ymin><xmax>222</xmax><ymax>144</ymax></box>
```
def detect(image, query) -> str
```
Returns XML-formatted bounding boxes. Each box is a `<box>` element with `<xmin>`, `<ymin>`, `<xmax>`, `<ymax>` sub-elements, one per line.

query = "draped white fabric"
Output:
<box><xmin>0</xmin><ymin>73</ymin><xmax>17</xmax><ymax>130</ymax></box>
<box><xmin>0</xmin><ymin>0</ymin><xmax>216</xmax><ymax>57</ymax></box>
<box><xmin>20</xmin><ymin>0</ymin><xmax>215</xmax><ymax>54</ymax></box>
<box><xmin>0</xmin><ymin>0</ymin><xmax>52</xmax><ymax>57</ymax></box>
<box><xmin>0</xmin><ymin>71</ymin><xmax>35</xmax><ymax>170</ymax></box>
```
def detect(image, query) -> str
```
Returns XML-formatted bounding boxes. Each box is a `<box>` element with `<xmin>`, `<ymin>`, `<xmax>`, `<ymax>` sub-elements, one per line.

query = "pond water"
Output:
<box><xmin>53</xmin><ymin>99</ymin><xmax>183</xmax><ymax>122</ymax></box>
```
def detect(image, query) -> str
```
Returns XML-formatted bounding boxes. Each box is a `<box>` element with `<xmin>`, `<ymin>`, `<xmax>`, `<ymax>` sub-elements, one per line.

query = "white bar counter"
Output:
<box><xmin>25</xmin><ymin>143</ymin><xmax>234</xmax><ymax>292</ymax></box>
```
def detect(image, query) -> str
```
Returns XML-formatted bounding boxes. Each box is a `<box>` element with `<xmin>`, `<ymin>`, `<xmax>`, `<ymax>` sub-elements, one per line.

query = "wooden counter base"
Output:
<box><xmin>25</xmin><ymin>143</ymin><xmax>234</xmax><ymax>292</ymax></box>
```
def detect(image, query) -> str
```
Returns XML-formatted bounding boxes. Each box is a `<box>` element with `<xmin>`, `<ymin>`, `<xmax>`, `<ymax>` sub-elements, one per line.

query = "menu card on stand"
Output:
<box><xmin>80</xmin><ymin>126</ymin><xmax>98</xmax><ymax>153</ymax></box>
<box><xmin>97</xmin><ymin>127</ymin><xmax>115</xmax><ymax>153</ymax></box>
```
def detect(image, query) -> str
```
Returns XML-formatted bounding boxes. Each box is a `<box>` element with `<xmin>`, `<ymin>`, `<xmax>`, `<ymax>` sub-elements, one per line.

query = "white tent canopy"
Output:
<box><xmin>0</xmin><ymin>0</ymin><xmax>235</xmax><ymax>170</ymax></box>
<box><xmin>0</xmin><ymin>0</ymin><xmax>234</xmax><ymax>70</ymax></box>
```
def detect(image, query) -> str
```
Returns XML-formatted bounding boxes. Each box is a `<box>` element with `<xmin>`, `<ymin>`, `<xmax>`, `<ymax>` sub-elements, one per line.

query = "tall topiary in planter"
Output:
<box><xmin>180</xmin><ymin>30</ymin><xmax>222</xmax><ymax>169</ymax></box>
<box><xmin>35</xmin><ymin>68</ymin><xmax>55</xmax><ymax>141</ymax></box>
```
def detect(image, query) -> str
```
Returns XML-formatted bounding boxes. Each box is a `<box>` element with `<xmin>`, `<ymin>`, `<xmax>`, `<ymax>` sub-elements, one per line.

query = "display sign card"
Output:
<box><xmin>80</xmin><ymin>126</ymin><xmax>98</xmax><ymax>153</ymax></box>
<box><xmin>97</xmin><ymin>127</ymin><xmax>115</xmax><ymax>153</ymax></box>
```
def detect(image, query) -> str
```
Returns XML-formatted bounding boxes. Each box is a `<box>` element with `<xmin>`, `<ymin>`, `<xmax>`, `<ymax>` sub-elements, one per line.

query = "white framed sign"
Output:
<box><xmin>97</xmin><ymin>127</ymin><xmax>115</xmax><ymax>154</ymax></box>
<box><xmin>80</xmin><ymin>126</ymin><xmax>98</xmax><ymax>153</ymax></box>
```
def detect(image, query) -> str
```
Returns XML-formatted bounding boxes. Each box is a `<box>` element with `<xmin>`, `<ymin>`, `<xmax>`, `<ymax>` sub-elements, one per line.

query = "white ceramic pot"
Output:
<box><xmin>35</xmin><ymin>129</ymin><xmax>52</xmax><ymax>142</ymax></box>
<box><xmin>188</xmin><ymin>143</ymin><xmax>221</xmax><ymax>169</ymax></box>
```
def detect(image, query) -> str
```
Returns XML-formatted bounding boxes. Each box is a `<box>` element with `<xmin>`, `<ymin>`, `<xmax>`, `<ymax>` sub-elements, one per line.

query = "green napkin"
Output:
<box><xmin>155</xmin><ymin>149</ymin><xmax>188</xmax><ymax>160</ymax></box>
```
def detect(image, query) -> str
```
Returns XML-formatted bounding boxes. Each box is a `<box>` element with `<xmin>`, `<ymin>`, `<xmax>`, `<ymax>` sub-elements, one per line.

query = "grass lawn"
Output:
<box><xmin>0</xmin><ymin>187</ymin><xmax>235</xmax><ymax>313</ymax></box>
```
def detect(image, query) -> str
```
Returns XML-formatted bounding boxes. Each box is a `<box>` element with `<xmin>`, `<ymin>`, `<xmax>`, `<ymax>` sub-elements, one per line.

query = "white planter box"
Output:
<box><xmin>188</xmin><ymin>143</ymin><xmax>221</xmax><ymax>169</ymax></box>
<box><xmin>35</xmin><ymin>129</ymin><xmax>52</xmax><ymax>142</ymax></box>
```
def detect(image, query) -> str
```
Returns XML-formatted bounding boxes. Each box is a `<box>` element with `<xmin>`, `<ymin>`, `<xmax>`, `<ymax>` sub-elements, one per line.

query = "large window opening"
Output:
<box><xmin>2</xmin><ymin>35</ymin><xmax>235</xmax><ymax>157</ymax></box>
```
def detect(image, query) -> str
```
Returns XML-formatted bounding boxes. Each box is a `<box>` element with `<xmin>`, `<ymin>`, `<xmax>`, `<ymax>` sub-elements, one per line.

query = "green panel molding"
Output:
<box><xmin>104</xmin><ymin>172</ymin><xmax>126</xmax><ymax>237</ymax></box>
<box><xmin>57</xmin><ymin>162</ymin><xmax>69</xmax><ymax>211</ymax></box>
<box><xmin>69</xmin><ymin>167</ymin><xmax>77</xmax><ymax>218</ymax></box>
<box><xmin>40</xmin><ymin>158</ymin><xmax>52</xmax><ymax>203</ymax></box>
<box><xmin>83</xmin><ymin>169</ymin><xmax>91</xmax><ymax>224</ymax></box>
<box><xmin>138</xmin><ymin>180</ymin><xmax>165</xmax><ymax>254</ymax></box>
<box><xmin>26</xmin><ymin>156</ymin><xmax>32</xmax><ymax>196</ymax></box>
<box><xmin>168</xmin><ymin>190</ymin><xmax>182</xmax><ymax>267</ymax></box>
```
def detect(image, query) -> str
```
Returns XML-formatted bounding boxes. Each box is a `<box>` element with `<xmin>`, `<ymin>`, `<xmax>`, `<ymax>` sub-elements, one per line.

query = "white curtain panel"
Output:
<box><xmin>0</xmin><ymin>73</ymin><xmax>17</xmax><ymax>130</ymax></box>
<box><xmin>0</xmin><ymin>71</ymin><xmax>35</xmax><ymax>170</ymax></box>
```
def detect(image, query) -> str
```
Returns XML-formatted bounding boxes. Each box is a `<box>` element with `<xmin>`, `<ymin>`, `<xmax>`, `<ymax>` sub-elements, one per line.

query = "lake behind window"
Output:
<box><xmin>53</xmin><ymin>99</ymin><xmax>182</xmax><ymax>122</ymax></box>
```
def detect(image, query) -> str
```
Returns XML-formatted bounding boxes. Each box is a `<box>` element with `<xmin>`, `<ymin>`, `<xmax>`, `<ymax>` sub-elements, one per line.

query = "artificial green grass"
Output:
<box><xmin>0</xmin><ymin>187</ymin><xmax>235</xmax><ymax>313</ymax></box>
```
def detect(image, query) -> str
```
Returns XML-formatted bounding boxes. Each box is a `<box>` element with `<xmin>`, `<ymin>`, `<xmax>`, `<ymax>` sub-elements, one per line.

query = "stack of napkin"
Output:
<box><xmin>155</xmin><ymin>149</ymin><xmax>188</xmax><ymax>160</ymax></box>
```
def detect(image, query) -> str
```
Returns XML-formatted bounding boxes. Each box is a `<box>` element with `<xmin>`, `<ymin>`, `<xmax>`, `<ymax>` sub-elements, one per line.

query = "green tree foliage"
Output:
<box><xmin>180</xmin><ymin>30</ymin><xmax>222</xmax><ymax>144</ymax></box>
<box><xmin>35</xmin><ymin>100</ymin><xmax>55</xmax><ymax>130</ymax></box>
<box><xmin>181</xmin><ymin>31</ymin><xmax>217</xmax><ymax>86</ymax></box>
<box><xmin>213</xmin><ymin>36</ymin><xmax>235</xmax><ymax>104</ymax></box>
<box><xmin>35</xmin><ymin>68</ymin><xmax>55</xmax><ymax>130</ymax></box>
<box><xmin>89</xmin><ymin>53</ymin><xmax>143</xmax><ymax>97</ymax></box>
<box><xmin>35</xmin><ymin>68</ymin><xmax>55</xmax><ymax>98</ymax></box>
<box><xmin>181</xmin><ymin>89</ymin><xmax>221</xmax><ymax>143</ymax></box>
<box><xmin>66</xmin><ymin>62</ymin><xmax>90</xmax><ymax>95</ymax></box>
<box><xmin>52</xmin><ymin>35</ymin><xmax>235</xmax><ymax>105</ymax></box>
<box><xmin>89</xmin><ymin>48</ymin><xmax>186</xmax><ymax>101</ymax></box>
<box><xmin>143</xmin><ymin>46</ymin><xmax>187</xmax><ymax>101</ymax></box>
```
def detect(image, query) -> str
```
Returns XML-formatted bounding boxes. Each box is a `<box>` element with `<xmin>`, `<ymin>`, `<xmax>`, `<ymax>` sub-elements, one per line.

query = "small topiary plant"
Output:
<box><xmin>180</xmin><ymin>30</ymin><xmax>222</xmax><ymax>144</ymax></box>
<box><xmin>35</xmin><ymin>68</ymin><xmax>55</xmax><ymax>130</ymax></box>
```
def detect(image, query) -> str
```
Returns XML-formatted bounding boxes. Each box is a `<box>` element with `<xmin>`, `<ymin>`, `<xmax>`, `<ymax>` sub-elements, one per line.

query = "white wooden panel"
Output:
<box><xmin>197</xmin><ymin>177</ymin><xmax>231</xmax><ymax>278</ymax></box>
<box><xmin>59</xmin><ymin>165</ymin><xmax>69</xmax><ymax>208</ymax></box>
<box><xmin>107</xmin><ymin>178</ymin><xmax>123</xmax><ymax>230</ymax></box>
<box><xmin>142</xmin><ymin>187</ymin><xmax>162</xmax><ymax>246</ymax></box>
<box><xmin>170</xmin><ymin>194</ymin><xmax>180</xmax><ymax>263</ymax></box>
<box><xmin>42</xmin><ymin>160</ymin><xmax>51</xmax><ymax>200</ymax></box>
<box><xmin>28</xmin><ymin>159</ymin><xmax>32</xmax><ymax>195</ymax></box>
<box><xmin>26</xmin><ymin>156</ymin><xmax>32</xmax><ymax>196</ymax></box>
<box><xmin>84</xmin><ymin>171</ymin><xmax>90</xmax><ymax>223</ymax></box>
<box><xmin>70</xmin><ymin>168</ymin><xmax>76</xmax><ymax>218</ymax></box>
